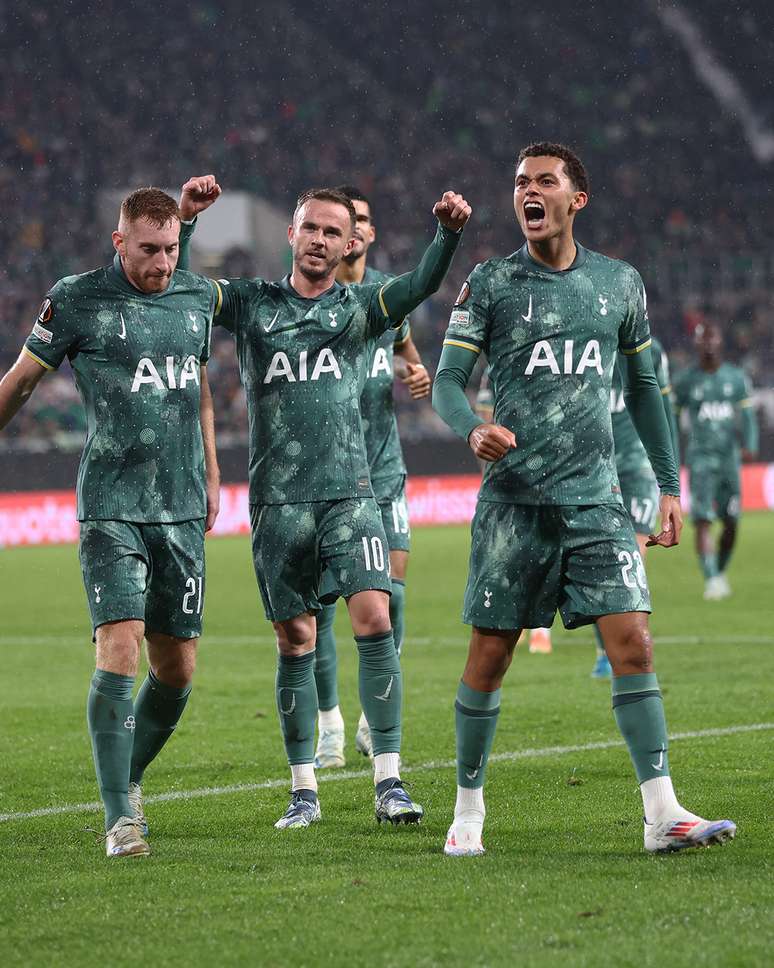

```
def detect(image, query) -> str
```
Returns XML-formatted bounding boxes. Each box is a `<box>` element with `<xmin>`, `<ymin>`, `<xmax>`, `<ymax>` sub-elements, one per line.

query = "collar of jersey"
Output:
<box><xmin>279</xmin><ymin>274</ymin><xmax>343</xmax><ymax>301</ymax></box>
<box><xmin>108</xmin><ymin>253</ymin><xmax>174</xmax><ymax>299</ymax></box>
<box><xmin>517</xmin><ymin>242</ymin><xmax>587</xmax><ymax>274</ymax></box>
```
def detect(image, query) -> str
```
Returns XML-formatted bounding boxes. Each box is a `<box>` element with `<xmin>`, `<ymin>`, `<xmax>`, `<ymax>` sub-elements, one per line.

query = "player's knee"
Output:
<box><xmin>152</xmin><ymin>646</ymin><xmax>197</xmax><ymax>688</ymax></box>
<box><xmin>614</xmin><ymin>625</ymin><xmax>653</xmax><ymax>672</ymax></box>
<box><xmin>275</xmin><ymin>617</ymin><xmax>315</xmax><ymax>655</ymax></box>
<box><xmin>347</xmin><ymin>592</ymin><xmax>391</xmax><ymax>637</ymax></box>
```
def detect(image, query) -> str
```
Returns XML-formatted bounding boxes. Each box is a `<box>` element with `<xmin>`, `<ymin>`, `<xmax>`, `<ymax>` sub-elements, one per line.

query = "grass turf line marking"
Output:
<box><xmin>1</xmin><ymin>721</ymin><xmax>771</xmax><ymax>824</ymax></box>
<box><xmin>3</xmin><ymin>634</ymin><xmax>774</xmax><ymax>648</ymax></box>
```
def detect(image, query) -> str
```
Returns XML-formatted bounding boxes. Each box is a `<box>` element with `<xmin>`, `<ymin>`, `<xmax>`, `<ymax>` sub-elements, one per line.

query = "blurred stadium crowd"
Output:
<box><xmin>2</xmin><ymin>1</ymin><xmax>772</xmax><ymax>452</ymax></box>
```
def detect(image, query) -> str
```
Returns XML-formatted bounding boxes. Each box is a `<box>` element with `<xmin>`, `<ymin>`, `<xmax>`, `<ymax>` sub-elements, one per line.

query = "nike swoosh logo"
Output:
<box><xmin>652</xmin><ymin>749</ymin><xmax>664</xmax><ymax>771</ymax></box>
<box><xmin>280</xmin><ymin>693</ymin><xmax>296</xmax><ymax>715</ymax></box>
<box><xmin>265</xmin><ymin>310</ymin><xmax>280</xmax><ymax>333</ymax></box>
<box><xmin>521</xmin><ymin>295</ymin><xmax>533</xmax><ymax>322</ymax></box>
<box><xmin>465</xmin><ymin>754</ymin><xmax>484</xmax><ymax>781</ymax></box>
<box><xmin>375</xmin><ymin>676</ymin><xmax>394</xmax><ymax>702</ymax></box>
<box><xmin>118</xmin><ymin>313</ymin><xmax>127</xmax><ymax>340</ymax></box>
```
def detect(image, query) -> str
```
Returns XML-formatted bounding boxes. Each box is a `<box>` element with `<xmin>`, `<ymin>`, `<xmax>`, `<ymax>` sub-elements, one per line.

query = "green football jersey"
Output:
<box><xmin>358</xmin><ymin>266</ymin><xmax>410</xmax><ymax>487</ymax></box>
<box><xmin>610</xmin><ymin>336</ymin><xmax>670</xmax><ymax>477</ymax></box>
<box><xmin>443</xmin><ymin>244</ymin><xmax>651</xmax><ymax>505</ymax></box>
<box><xmin>24</xmin><ymin>254</ymin><xmax>215</xmax><ymax>522</ymax></box>
<box><xmin>212</xmin><ymin>274</ymin><xmax>401</xmax><ymax>505</ymax></box>
<box><xmin>673</xmin><ymin>362</ymin><xmax>753</xmax><ymax>459</ymax></box>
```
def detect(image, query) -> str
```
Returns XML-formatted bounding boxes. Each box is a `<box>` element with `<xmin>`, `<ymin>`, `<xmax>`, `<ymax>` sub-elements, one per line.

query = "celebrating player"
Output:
<box><xmin>591</xmin><ymin>336</ymin><xmax>678</xmax><ymax>677</ymax></box>
<box><xmin>673</xmin><ymin>323</ymin><xmax>758</xmax><ymax>600</ymax></box>
<box><xmin>178</xmin><ymin>178</ymin><xmax>470</xmax><ymax>828</ymax></box>
<box><xmin>433</xmin><ymin>142</ymin><xmax>736</xmax><ymax>855</ymax></box>
<box><xmin>313</xmin><ymin>185</ymin><xmax>431</xmax><ymax>769</ymax></box>
<box><xmin>0</xmin><ymin>189</ymin><xmax>220</xmax><ymax>858</ymax></box>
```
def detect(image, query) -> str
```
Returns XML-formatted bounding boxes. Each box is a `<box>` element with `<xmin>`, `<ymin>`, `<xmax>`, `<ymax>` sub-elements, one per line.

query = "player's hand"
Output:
<box><xmin>647</xmin><ymin>494</ymin><xmax>682</xmax><ymax>548</ymax></box>
<box><xmin>433</xmin><ymin>191</ymin><xmax>472</xmax><ymax>232</ymax></box>
<box><xmin>205</xmin><ymin>477</ymin><xmax>221</xmax><ymax>532</ymax></box>
<box><xmin>468</xmin><ymin>423</ymin><xmax>516</xmax><ymax>462</ymax></box>
<box><xmin>179</xmin><ymin>175</ymin><xmax>222</xmax><ymax>221</ymax></box>
<box><xmin>401</xmin><ymin>362</ymin><xmax>431</xmax><ymax>399</ymax></box>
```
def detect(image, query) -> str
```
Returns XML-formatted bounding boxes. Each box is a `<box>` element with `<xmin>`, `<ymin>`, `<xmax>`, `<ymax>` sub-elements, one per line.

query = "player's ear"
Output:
<box><xmin>287</xmin><ymin>224</ymin><xmax>295</xmax><ymax>246</ymax></box>
<box><xmin>343</xmin><ymin>236</ymin><xmax>356</xmax><ymax>257</ymax></box>
<box><xmin>112</xmin><ymin>230</ymin><xmax>124</xmax><ymax>254</ymax></box>
<box><xmin>570</xmin><ymin>192</ymin><xmax>588</xmax><ymax>213</ymax></box>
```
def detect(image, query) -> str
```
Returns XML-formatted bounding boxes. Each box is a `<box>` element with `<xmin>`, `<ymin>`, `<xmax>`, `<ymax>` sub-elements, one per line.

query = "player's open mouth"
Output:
<box><xmin>524</xmin><ymin>201</ymin><xmax>545</xmax><ymax>229</ymax></box>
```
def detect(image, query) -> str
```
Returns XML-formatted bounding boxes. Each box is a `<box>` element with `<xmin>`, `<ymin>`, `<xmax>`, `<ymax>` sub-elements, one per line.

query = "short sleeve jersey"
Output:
<box><xmin>443</xmin><ymin>244</ymin><xmax>651</xmax><ymax>505</ymax></box>
<box><xmin>358</xmin><ymin>266</ymin><xmax>410</xmax><ymax>487</ymax></box>
<box><xmin>23</xmin><ymin>255</ymin><xmax>215</xmax><ymax>522</ymax></box>
<box><xmin>610</xmin><ymin>336</ymin><xmax>671</xmax><ymax>477</ymax></box>
<box><xmin>212</xmin><ymin>273</ymin><xmax>399</xmax><ymax>505</ymax></box>
<box><xmin>673</xmin><ymin>362</ymin><xmax>753</xmax><ymax>460</ymax></box>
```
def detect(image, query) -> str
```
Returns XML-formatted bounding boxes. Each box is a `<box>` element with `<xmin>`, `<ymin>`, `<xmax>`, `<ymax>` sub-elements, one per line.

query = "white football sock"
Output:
<box><xmin>455</xmin><ymin>785</ymin><xmax>485</xmax><ymax>820</ymax></box>
<box><xmin>640</xmin><ymin>775</ymin><xmax>695</xmax><ymax>823</ymax></box>
<box><xmin>374</xmin><ymin>752</ymin><xmax>400</xmax><ymax>785</ymax></box>
<box><xmin>318</xmin><ymin>705</ymin><xmax>344</xmax><ymax>731</ymax></box>
<box><xmin>291</xmin><ymin>763</ymin><xmax>317</xmax><ymax>793</ymax></box>
<box><xmin>358</xmin><ymin>710</ymin><xmax>369</xmax><ymax>731</ymax></box>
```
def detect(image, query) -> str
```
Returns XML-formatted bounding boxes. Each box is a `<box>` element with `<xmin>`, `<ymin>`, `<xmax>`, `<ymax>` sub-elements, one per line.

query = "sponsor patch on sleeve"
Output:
<box><xmin>454</xmin><ymin>280</ymin><xmax>471</xmax><ymax>306</ymax></box>
<box><xmin>32</xmin><ymin>321</ymin><xmax>53</xmax><ymax>344</ymax></box>
<box><xmin>37</xmin><ymin>298</ymin><xmax>53</xmax><ymax>323</ymax></box>
<box><xmin>448</xmin><ymin>309</ymin><xmax>471</xmax><ymax>329</ymax></box>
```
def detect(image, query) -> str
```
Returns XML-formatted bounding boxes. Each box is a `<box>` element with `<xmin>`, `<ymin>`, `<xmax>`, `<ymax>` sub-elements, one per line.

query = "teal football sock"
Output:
<box><xmin>313</xmin><ymin>603</ymin><xmax>338</xmax><ymax>711</ymax></box>
<box><xmin>129</xmin><ymin>669</ymin><xmax>191</xmax><ymax>785</ymax></box>
<box><xmin>87</xmin><ymin>669</ymin><xmax>136</xmax><ymax>830</ymax></box>
<box><xmin>389</xmin><ymin>579</ymin><xmax>406</xmax><ymax>656</ymax></box>
<box><xmin>356</xmin><ymin>631</ymin><xmax>401</xmax><ymax>755</ymax></box>
<box><xmin>612</xmin><ymin>673</ymin><xmax>670</xmax><ymax>783</ymax></box>
<box><xmin>455</xmin><ymin>680</ymin><xmax>501</xmax><ymax>790</ymax></box>
<box><xmin>699</xmin><ymin>552</ymin><xmax>718</xmax><ymax>579</ymax></box>
<box><xmin>276</xmin><ymin>652</ymin><xmax>318</xmax><ymax>765</ymax></box>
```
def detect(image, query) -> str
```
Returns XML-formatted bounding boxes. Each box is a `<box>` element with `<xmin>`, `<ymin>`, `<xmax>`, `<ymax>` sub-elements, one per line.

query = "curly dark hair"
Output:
<box><xmin>120</xmin><ymin>187</ymin><xmax>180</xmax><ymax>227</ymax></box>
<box><xmin>516</xmin><ymin>142</ymin><xmax>589</xmax><ymax>194</ymax></box>
<box><xmin>294</xmin><ymin>188</ymin><xmax>356</xmax><ymax>232</ymax></box>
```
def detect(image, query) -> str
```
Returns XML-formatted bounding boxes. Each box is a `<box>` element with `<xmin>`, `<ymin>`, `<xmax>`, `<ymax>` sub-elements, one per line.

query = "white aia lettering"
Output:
<box><xmin>264</xmin><ymin>348</ymin><xmax>343</xmax><ymax>384</ymax></box>
<box><xmin>525</xmin><ymin>339</ymin><xmax>603</xmax><ymax>376</ymax></box>
<box><xmin>698</xmin><ymin>400</ymin><xmax>733</xmax><ymax>421</ymax></box>
<box><xmin>131</xmin><ymin>355</ymin><xmax>199</xmax><ymax>392</ymax></box>
<box><xmin>369</xmin><ymin>347</ymin><xmax>391</xmax><ymax>379</ymax></box>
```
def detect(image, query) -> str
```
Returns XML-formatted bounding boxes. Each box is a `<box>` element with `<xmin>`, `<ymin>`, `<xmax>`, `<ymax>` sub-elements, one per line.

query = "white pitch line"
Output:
<box><xmin>1</xmin><ymin>634</ymin><xmax>774</xmax><ymax>648</ymax></box>
<box><xmin>1</xmin><ymin>721</ymin><xmax>771</xmax><ymax>825</ymax></box>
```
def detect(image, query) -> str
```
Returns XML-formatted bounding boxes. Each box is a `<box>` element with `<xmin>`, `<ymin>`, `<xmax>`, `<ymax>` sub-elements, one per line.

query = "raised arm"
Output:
<box><xmin>379</xmin><ymin>191</ymin><xmax>471</xmax><ymax>322</ymax></box>
<box><xmin>0</xmin><ymin>351</ymin><xmax>49</xmax><ymax>431</ymax></box>
<box><xmin>199</xmin><ymin>365</ymin><xmax>220</xmax><ymax>531</ymax></box>
<box><xmin>177</xmin><ymin>175</ymin><xmax>222</xmax><ymax>271</ymax></box>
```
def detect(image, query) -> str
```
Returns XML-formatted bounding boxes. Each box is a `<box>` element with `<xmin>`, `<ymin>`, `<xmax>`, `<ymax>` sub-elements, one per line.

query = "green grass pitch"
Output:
<box><xmin>1</xmin><ymin>515</ymin><xmax>773</xmax><ymax>967</ymax></box>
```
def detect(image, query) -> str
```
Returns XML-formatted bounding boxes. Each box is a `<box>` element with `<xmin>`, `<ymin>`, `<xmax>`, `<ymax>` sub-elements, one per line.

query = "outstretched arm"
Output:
<box><xmin>0</xmin><ymin>351</ymin><xmax>48</xmax><ymax>431</ymax></box>
<box><xmin>623</xmin><ymin>349</ymin><xmax>682</xmax><ymax>547</ymax></box>
<box><xmin>432</xmin><ymin>343</ymin><xmax>515</xmax><ymax>461</ymax></box>
<box><xmin>379</xmin><ymin>192</ymin><xmax>471</xmax><ymax>323</ymax></box>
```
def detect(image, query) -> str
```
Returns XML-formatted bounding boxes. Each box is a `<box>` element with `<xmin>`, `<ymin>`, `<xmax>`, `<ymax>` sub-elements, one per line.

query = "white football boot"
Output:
<box><xmin>314</xmin><ymin>727</ymin><xmax>345</xmax><ymax>769</ymax></box>
<box><xmin>444</xmin><ymin>814</ymin><xmax>485</xmax><ymax>856</ymax></box>
<box><xmin>105</xmin><ymin>816</ymin><xmax>150</xmax><ymax>857</ymax></box>
<box><xmin>127</xmin><ymin>782</ymin><xmax>148</xmax><ymax>836</ymax></box>
<box><xmin>644</xmin><ymin>813</ymin><xmax>736</xmax><ymax>853</ymax></box>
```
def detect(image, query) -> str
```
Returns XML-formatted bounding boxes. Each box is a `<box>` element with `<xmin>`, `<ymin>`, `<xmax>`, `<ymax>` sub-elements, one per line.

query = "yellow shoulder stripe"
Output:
<box><xmin>394</xmin><ymin>324</ymin><xmax>411</xmax><ymax>346</ymax></box>
<box><xmin>23</xmin><ymin>346</ymin><xmax>54</xmax><ymax>371</ymax></box>
<box><xmin>620</xmin><ymin>338</ymin><xmax>653</xmax><ymax>356</ymax></box>
<box><xmin>212</xmin><ymin>280</ymin><xmax>223</xmax><ymax>316</ymax></box>
<box><xmin>378</xmin><ymin>285</ymin><xmax>390</xmax><ymax>318</ymax></box>
<box><xmin>443</xmin><ymin>338</ymin><xmax>481</xmax><ymax>354</ymax></box>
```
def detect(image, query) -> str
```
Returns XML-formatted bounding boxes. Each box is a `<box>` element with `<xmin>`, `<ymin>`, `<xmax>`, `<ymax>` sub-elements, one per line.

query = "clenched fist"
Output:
<box><xmin>468</xmin><ymin>423</ymin><xmax>516</xmax><ymax>462</ymax></box>
<box><xmin>432</xmin><ymin>191</ymin><xmax>472</xmax><ymax>232</ymax></box>
<box><xmin>179</xmin><ymin>175</ymin><xmax>222</xmax><ymax>221</ymax></box>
